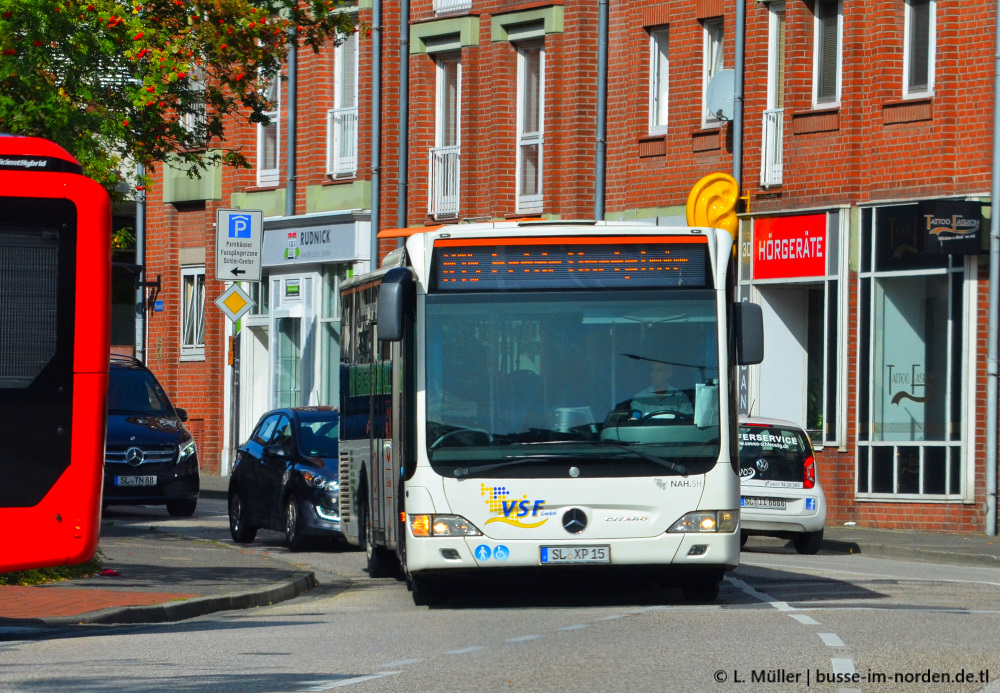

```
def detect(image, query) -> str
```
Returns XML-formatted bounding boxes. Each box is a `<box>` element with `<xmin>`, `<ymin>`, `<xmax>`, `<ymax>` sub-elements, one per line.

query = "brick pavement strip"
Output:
<box><xmin>0</xmin><ymin>585</ymin><xmax>200</xmax><ymax>620</ymax></box>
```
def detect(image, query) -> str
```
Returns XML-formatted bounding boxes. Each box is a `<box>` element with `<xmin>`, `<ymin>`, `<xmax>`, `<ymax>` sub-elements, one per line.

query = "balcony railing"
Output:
<box><xmin>429</xmin><ymin>145</ymin><xmax>460</xmax><ymax>219</ymax></box>
<box><xmin>761</xmin><ymin>108</ymin><xmax>784</xmax><ymax>187</ymax></box>
<box><xmin>326</xmin><ymin>107</ymin><xmax>358</xmax><ymax>178</ymax></box>
<box><xmin>433</xmin><ymin>0</ymin><xmax>472</xmax><ymax>14</ymax></box>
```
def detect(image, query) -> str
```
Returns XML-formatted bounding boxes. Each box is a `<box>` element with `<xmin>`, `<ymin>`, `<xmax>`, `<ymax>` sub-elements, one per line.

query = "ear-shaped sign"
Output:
<box><xmin>686</xmin><ymin>172</ymin><xmax>739</xmax><ymax>241</ymax></box>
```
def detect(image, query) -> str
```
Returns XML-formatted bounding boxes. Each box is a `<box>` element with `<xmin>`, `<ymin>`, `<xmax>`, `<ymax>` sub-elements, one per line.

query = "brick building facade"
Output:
<box><xmin>144</xmin><ymin>0</ymin><xmax>999</xmax><ymax>532</ymax></box>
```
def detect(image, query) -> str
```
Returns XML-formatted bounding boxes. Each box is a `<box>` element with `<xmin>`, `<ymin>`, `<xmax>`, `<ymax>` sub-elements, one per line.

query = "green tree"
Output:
<box><xmin>0</xmin><ymin>0</ymin><xmax>358</xmax><ymax>200</ymax></box>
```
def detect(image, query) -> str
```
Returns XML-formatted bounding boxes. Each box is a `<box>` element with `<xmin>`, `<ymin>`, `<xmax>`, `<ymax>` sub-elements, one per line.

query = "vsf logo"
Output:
<box><xmin>228</xmin><ymin>213</ymin><xmax>252</xmax><ymax>239</ymax></box>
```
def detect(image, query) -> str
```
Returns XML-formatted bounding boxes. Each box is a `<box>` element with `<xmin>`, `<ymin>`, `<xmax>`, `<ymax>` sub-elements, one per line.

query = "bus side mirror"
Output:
<box><xmin>378</xmin><ymin>268</ymin><xmax>414</xmax><ymax>342</ymax></box>
<box><xmin>733</xmin><ymin>302</ymin><xmax>764</xmax><ymax>365</ymax></box>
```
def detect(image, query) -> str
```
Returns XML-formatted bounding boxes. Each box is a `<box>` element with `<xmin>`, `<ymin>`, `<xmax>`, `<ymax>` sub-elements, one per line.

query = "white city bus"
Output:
<box><xmin>338</xmin><ymin>220</ymin><xmax>762</xmax><ymax>605</ymax></box>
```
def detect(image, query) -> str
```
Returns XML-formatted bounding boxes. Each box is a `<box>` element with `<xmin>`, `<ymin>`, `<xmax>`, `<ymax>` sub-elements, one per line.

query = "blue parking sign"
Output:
<box><xmin>228</xmin><ymin>213</ymin><xmax>252</xmax><ymax>239</ymax></box>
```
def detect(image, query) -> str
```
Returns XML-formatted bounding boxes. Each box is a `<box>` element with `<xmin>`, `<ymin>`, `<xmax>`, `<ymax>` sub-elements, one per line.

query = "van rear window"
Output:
<box><xmin>738</xmin><ymin>424</ymin><xmax>812</xmax><ymax>487</ymax></box>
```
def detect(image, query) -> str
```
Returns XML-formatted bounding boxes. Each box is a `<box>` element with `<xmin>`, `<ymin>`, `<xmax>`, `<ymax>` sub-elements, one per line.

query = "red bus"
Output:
<box><xmin>0</xmin><ymin>135</ymin><xmax>110</xmax><ymax>572</ymax></box>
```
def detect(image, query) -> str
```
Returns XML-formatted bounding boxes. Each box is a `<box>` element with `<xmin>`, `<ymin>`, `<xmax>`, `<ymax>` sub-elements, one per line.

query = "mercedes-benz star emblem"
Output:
<box><xmin>562</xmin><ymin>508</ymin><xmax>588</xmax><ymax>534</ymax></box>
<box><xmin>125</xmin><ymin>447</ymin><xmax>144</xmax><ymax>467</ymax></box>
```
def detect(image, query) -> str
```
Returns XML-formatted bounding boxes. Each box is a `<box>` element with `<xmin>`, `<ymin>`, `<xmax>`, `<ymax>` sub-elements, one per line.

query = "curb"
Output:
<box><xmin>0</xmin><ymin>571</ymin><xmax>317</xmax><ymax>629</ymax></box>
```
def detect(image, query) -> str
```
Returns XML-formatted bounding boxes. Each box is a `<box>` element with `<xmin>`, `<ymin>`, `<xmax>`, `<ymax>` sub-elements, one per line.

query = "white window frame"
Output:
<box><xmin>179</xmin><ymin>65</ymin><xmax>207</xmax><ymax>145</ymax></box>
<box><xmin>648</xmin><ymin>26</ymin><xmax>669</xmax><ymax>134</ymax></box>
<box><xmin>812</xmin><ymin>0</ymin><xmax>842</xmax><ymax>108</ymax></box>
<box><xmin>328</xmin><ymin>30</ymin><xmax>359</xmax><ymax>177</ymax></box>
<box><xmin>516</xmin><ymin>40</ymin><xmax>545</xmax><ymax>215</ymax></box>
<box><xmin>180</xmin><ymin>266</ymin><xmax>205</xmax><ymax>360</ymax></box>
<box><xmin>429</xmin><ymin>52</ymin><xmax>462</xmax><ymax>218</ymax></box>
<box><xmin>702</xmin><ymin>18</ymin><xmax>724</xmax><ymax>127</ymax></box>
<box><xmin>257</xmin><ymin>72</ymin><xmax>281</xmax><ymax>187</ymax></box>
<box><xmin>903</xmin><ymin>0</ymin><xmax>935</xmax><ymax>99</ymax></box>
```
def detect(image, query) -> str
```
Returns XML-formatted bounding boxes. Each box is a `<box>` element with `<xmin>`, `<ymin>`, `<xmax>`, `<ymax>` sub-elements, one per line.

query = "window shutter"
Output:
<box><xmin>817</xmin><ymin>0</ymin><xmax>839</xmax><ymax>103</ymax></box>
<box><xmin>908</xmin><ymin>0</ymin><xmax>930</xmax><ymax>92</ymax></box>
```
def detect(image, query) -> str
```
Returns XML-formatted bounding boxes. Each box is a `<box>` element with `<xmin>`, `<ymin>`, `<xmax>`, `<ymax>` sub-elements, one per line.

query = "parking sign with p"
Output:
<box><xmin>216</xmin><ymin>209</ymin><xmax>263</xmax><ymax>282</ymax></box>
<box><xmin>229</xmin><ymin>213</ymin><xmax>252</xmax><ymax>239</ymax></box>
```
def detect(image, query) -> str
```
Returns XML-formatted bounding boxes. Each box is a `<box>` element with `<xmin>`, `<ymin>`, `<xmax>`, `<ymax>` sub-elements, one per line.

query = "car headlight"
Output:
<box><xmin>302</xmin><ymin>471</ymin><xmax>339</xmax><ymax>492</ymax></box>
<box><xmin>409</xmin><ymin>514</ymin><xmax>482</xmax><ymax>537</ymax></box>
<box><xmin>178</xmin><ymin>440</ymin><xmax>197</xmax><ymax>465</ymax></box>
<box><xmin>668</xmin><ymin>510</ymin><xmax>739</xmax><ymax>533</ymax></box>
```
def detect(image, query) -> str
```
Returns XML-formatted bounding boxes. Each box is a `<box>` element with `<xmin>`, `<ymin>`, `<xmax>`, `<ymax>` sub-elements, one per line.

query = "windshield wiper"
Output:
<box><xmin>454</xmin><ymin>454</ymin><xmax>569</xmax><ymax>479</ymax></box>
<box><xmin>584</xmin><ymin>441</ymin><xmax>689</xmax><ymax>476</ymax></box>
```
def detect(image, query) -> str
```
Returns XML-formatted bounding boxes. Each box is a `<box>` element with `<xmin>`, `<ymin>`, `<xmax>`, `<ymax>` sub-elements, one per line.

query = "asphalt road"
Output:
<box><xmin>2</xmin><ymin>498</ymin><xmax>999</xmax><ymax>693</ymax></box>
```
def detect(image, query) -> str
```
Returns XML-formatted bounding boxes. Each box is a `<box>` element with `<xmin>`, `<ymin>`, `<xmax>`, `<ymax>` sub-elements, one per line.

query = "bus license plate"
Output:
<box><xmin>115</xmin><ymin>475</ymin><xmax>157</xmax><ymax>487</ymax></box>
<box><xmin>540</xmin><ymin>546</ymin><xmax>610</xmax><ymax>564</ymax></box>
<box><xmin>741</xmin><ymin>496</ymin><xmax>786</xmax><ymax>510</ymax></box>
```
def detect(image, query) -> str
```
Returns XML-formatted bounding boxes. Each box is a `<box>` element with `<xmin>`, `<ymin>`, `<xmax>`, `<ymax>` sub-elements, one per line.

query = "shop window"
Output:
<box><xmin>319</xmin><ymin>265</ymin><xmax>347</xmax><ymax>406</ymax></box>
<box><xmin>248</xmin><ymin>280</ymin><xmax>269</xmax><ymax>318</ymax></box>
<box><xmin>857</xmin><ymin>205</ymin><xmax>965</xmax><ymax>499</ymax></box>
<box><xmin>275</xmin><ymin>316</ymin><xmax>300</xmax><ymax>408</ymax></box>
<box><xmin>180</xmin><ymin>266</ymin><xmax>205</xmax><ymax>359</ymax></box>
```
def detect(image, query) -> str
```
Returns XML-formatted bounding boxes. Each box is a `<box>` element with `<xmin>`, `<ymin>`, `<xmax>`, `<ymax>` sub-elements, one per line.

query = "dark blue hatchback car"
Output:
<box><xmin>228</xmin><ymin>407</ymin><xmax>341</xmax><ymax>551</ymax></box>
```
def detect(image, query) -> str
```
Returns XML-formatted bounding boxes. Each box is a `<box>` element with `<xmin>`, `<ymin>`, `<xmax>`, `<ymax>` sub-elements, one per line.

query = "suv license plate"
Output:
<box><xmin>741</xmin><ymin>496</ymin><xmax>786</xmax><ymax>510</ymax></box>
<box><xmin>540</xmin><ymin>546</ymin><xmax>610</xmax><ymax>564</ymax></box>
<box><xmin>115</xmin><ymin>475</ymin><xmax>157</xmax><ymax>487</ymax></box>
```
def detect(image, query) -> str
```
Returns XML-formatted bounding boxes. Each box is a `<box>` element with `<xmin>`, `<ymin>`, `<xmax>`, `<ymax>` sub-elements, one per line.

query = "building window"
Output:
<box><xmin>328</xmin><ymin>30</ymin><xmax>359</xmax><ymax>177</ymax></box>
<box><xmin>761</xmin><ymin>3</ymin><xmax>785</xmax><ymax>187</ymax></box>
<box><xmin>702</xmin><ymin>18</ymin><xmax>724</xmax><ymax>126</ymax></box>
<box><xmin>648</xmin><ymin>26</ymin><xmax>669</xmax><ymax>134</ymax></box>
<box><xmin>181</xmin><ymin>266</ymin><xmax>205</xmax><ymax>359</ymax></box>
<box><xmin>257</xmin><ymin>71</ymin><xmax>281</xmax><ymax>187</ymax></box>
<box><xmin>813</xmin><ymin>0</ymin><xmax>841</xmax><ymax>107</ymax></box>
<box><xmin>857</xmin><ymin>205</ymin><xmax>967</xmax><ymax>499</ymax></box>
<box><xmin>904</xmin><ymin>0</ymin><xmax>934</xmax><ymax>98</ymax></box>
<box><xmin>516</xmin><ymin>40</ymin><xmax>544</xmax><ymax>214</ymax></box>
<box><xmin>320</xmin><ymin>265</ymin><xmax>346</xmax><ymax>406</ymax></box>
<box><xmin>430</xmin><ymin>53</ymin><xmax>461</xmax><ymax>219</ymax></box>
<box><xmin>179</xmin><ymin>65</ymin><xmax>207</xmax><ymax>148</ymax></box>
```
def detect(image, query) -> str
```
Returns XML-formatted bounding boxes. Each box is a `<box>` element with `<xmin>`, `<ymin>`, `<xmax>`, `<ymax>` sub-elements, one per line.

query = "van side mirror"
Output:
<box><xmin>733</xmin><ymin>302</ymin><xmax>764</xmax><ymax>365</ymax></box>
<box><xmin>378</xmin><ymin>267</ymin><xmax>414</xmax><ymax>342</ymax></box>
<box><xmin>175</xmin><ymin>407</ymin><xmax>189</xmax><ymax>422</ymax></box>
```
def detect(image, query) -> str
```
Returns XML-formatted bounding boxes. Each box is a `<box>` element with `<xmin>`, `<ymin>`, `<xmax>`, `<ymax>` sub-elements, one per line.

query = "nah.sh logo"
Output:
<box><xmin>481</xmin><ymin>483</ymin><xmax>551</xmax><ymax>528</ymax></box>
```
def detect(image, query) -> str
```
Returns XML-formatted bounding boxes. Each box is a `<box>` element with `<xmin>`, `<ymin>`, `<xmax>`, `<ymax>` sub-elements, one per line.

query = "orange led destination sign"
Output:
<box><xmin>431</xmin><ymin>236</ymin><xmax>710</xmax><ymax>291</ymax></box>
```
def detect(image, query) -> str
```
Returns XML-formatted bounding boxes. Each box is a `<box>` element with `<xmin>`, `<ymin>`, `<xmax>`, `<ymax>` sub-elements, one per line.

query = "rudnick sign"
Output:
<box><xmin>752</xmin><ymin>214</ymin><xmax>827</xmax><ymax>280</ymax></box>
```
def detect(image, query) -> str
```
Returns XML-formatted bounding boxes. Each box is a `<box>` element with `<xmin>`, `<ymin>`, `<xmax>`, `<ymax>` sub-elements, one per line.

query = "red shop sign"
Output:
<box><xmin>753</xmin><ymin>214</ymin><xmax>827</xmax><ymax>280</ymax></box>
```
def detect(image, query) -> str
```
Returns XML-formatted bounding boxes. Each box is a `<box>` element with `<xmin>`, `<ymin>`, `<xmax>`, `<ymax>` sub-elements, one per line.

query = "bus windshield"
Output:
<box><xmin>425</xmin><ymin>290</ymin><xmax>722</xmax><ymax>478</ymax></box>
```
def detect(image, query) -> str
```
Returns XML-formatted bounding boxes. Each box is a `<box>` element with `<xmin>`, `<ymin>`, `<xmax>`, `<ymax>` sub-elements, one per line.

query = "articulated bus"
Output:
<box><xmin>339</xmin><ymin>219</ymin><xmax>762</xmax><ymax>605</ymax></box>
<box><xmin>0</xmin><ymin>135</ymin><xmax>111</xmax><ymax>572</ymax></box>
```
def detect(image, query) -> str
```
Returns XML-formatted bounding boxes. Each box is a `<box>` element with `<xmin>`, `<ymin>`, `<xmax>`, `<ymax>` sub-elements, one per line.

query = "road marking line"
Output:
<box><xmin>818</xmin><ymin>632</ymin><xmax>845</xmax><ymax>647</ymax></box>
<box><xmin>506</xmin><ymin>635</ymin><xmax>542</xmax><ymax>643</ymax></box>
<box><xmin>739</xmin><ymin>557</ymin><xmax>1000</xmax><ymax>588</ymax></box>
<box><xmin>597</xmin><ymin>614</ymin><xmax>625</xmax><ymax>621</ymax></box>
<box><xmin>832</xmin><ymin>658</ymin><xmax>856</xmax><ymax>676</ymax></box>
<box><xmin>299</xmin><ymin>672</ymin><xmax>399</xmax><ymax>690</ymax></box>
<box><xmin>559</xmin><ymin>624</ymin><xmax>588</xmax><ymax>631</ymax></box>
<box><xmin>444</xmin><ymin>646</ymin><xmax>486</xmax><ymax>655</ymax></box>
<box><xmin>726</xmin><ymin>577</ymin><xmax>793</xmax><ymax>610</ymax></box>
<box><xmin>378</xmin><ymin>659</ymin><xmax>418</xmax><ymax>668</ymax></box>
<box><xmin>790</xmin><ymin>614</ymin><xmax>820</xmax><ymax>625</ymax></box>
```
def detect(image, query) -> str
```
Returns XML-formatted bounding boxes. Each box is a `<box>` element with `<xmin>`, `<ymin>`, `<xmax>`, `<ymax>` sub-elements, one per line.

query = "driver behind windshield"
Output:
<box><xmin>629</xmin><ymin>360</ymin><xmax>694</xmax><ymax>419</ymax></box>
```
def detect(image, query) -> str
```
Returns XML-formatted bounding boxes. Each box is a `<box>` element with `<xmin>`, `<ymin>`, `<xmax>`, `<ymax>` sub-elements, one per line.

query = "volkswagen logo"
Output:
<box><xmin>124</xmin><ymin>447</ymin><xmax>144</xmax><ymax>467</ymax></box>
<box><xmin>755</xmin><ymin>458</ymin><xmax>769</xmax><ymax>472</ymax></box>
<box><xmin>562</xmin><ymin>508</ymin><xmax>588</xmax><ymax>534</ymax></box>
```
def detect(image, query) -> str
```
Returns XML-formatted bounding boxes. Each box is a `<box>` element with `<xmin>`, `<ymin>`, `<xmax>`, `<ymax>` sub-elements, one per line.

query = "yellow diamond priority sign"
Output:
<box><xmin>214</xmin><ymin>284</ymin><xmax>255</xmax><ymax>322</ymax></box>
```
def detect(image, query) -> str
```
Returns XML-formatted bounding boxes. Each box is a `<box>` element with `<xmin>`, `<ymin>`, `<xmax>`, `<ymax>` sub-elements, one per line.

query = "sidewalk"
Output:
<box><xmin>3</xmin><ymin>474</ymin><xmax>999</xmax><ymax>637</ymax></box>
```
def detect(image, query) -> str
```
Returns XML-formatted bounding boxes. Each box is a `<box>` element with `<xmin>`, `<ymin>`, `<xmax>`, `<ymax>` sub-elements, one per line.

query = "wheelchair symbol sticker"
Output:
<box><xmin>493</xmin><ymin>545</ymin><xmax>509</xmax><ymax>561</ymax></box>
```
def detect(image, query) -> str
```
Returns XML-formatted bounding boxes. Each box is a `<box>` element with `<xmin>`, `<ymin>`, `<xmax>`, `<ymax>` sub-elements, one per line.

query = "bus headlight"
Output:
<box><xmin>409</xmin><ymin>514</ymin><xmax>483</xmax><ymax>537</ymax></box>
<box><xmin>668</xmin><ymin>510</ymin><xmax>739</xmax><ymax>533</ymax></box>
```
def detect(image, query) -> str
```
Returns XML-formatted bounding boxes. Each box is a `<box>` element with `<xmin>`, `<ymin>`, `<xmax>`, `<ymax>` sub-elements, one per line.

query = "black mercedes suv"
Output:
<box><xmin>103</xmin><ymin>355</ymin><xmax>199</xmax><ymax>516</ymax></box>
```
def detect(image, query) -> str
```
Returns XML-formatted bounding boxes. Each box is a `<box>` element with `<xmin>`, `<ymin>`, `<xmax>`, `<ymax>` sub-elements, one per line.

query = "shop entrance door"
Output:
<box><xmin>757</xmin><ymin>286</ymin><xmax>807</xmax><ymax>426</ymax></box>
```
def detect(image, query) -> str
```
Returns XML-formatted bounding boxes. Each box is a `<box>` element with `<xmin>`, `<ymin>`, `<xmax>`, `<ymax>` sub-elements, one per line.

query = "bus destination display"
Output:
<box><xmin>432</xmin><ymin>236</ymin><xmax>710</xmax><ymax>291</ymax></box>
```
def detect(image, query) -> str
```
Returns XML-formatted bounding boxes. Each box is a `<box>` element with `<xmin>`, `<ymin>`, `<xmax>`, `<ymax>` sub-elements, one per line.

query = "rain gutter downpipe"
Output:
<box><xmin>594</xmin><ymin>0</ymin><xmax>608</xmax><ymax>221</ymax></box>
<box><xmin>371</xmin><ymin>0</ymin><xmax>382</xmax><ymax>268</ymax></box>
<box><xmin>986</xmin><ymin>0</ymin><xmax>1000</xmax><ymax>536</ymax></box>
<box><xmin>397</xmin><ymin>0</ymin><xmax>410</xmax><ymax>236</ymax></box>
<box><xmin>285</xmin><ymin>28</ymin><xmax>298</xmax><ymax>218</ymax></box>
<box><xmin>733</xmin><ymin>0</ymin><xmax>745</xmax><ymax>186</ymax></box>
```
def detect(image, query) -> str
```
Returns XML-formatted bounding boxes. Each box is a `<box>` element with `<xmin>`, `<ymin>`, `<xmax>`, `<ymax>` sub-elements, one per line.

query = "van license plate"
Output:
<box><xmin>115</xmin><ymin>476</ymin><xmax>157</xmax><ymax>487</ymax></box>
<box><xmin>741</xmin><ymin>496</ymin><xmax>786</xmax><ymax>510</ymax></box>
<box><xmin>540</xmin><ymin>546</ymin><xmax>610</xmax><ymax>564</ymax></box>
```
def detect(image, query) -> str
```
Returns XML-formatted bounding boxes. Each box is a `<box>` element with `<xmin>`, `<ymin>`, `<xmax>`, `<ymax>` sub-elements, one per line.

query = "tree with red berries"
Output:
<box><xmin>0</xmin><ymin>0</ymin><xmax>357</xmax><ymax>200</ymax></box>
